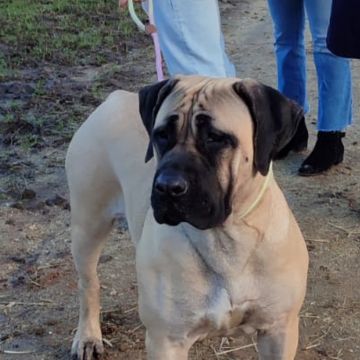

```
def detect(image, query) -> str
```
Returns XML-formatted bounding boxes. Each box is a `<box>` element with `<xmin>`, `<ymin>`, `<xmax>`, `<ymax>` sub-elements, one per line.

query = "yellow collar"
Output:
<box><xmin>238</xmin><ymin>162</ymin><xmax>273</xmax><ymax>220</ymax></box>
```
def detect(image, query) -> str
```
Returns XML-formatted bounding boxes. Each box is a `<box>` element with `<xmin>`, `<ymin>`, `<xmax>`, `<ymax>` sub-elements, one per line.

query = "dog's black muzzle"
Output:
<box><xmin>151</xmin><ymin>152</ymin><xmax>230</xmax><ymax>230</ymax></box>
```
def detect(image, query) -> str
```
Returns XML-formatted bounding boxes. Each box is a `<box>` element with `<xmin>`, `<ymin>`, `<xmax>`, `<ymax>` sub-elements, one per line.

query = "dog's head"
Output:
<box><xmin>139</xmin><ymin>76</ymin><xmax>303</xmax><ymax>229</ymax></box>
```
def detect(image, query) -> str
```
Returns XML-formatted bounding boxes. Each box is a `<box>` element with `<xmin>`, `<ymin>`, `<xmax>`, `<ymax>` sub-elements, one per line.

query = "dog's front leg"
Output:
<box><xmin>70</xmin><ymin>215</ymin><xmax>113</xmax><ymax>360</ymax></box>
<box><xmin>146</xmin><ymin>331</ymin><xmax>192</xmax><ymax>360</ymax></box>
<box><xmin>257</xmin><ymin>313</ymin><xmax>299</xmax><ymax>360</ymax></box>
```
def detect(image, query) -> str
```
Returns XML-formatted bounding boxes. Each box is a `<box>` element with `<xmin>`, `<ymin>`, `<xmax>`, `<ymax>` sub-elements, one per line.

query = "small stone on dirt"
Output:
<box><xmin>45</xmin><ymin>194</ymin><xmax>69</xmax><ymax>209</ymax></box>
<box><xmin>21</xmin><ymin>188</ymin><xmax>36</xmax><ymax>200</ymax></box>
<box><xmin>99</xmin><ymin>255</ymin><xmax>113</xmax><ymax>264</ymax></box>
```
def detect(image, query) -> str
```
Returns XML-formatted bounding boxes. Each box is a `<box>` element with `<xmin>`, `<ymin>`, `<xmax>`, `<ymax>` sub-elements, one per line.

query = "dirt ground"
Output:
<box><xmin>1</xmin><ymin>1</ymin><xmax>360</xmax><ymax>359</ymax></box>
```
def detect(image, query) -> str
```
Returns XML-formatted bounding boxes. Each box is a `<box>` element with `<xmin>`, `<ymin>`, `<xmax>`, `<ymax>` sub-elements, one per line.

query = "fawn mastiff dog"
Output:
<box><xmin>66</xmin><ymin>76</ymin><xmax>309</xmax><ymax>360</ymax></box>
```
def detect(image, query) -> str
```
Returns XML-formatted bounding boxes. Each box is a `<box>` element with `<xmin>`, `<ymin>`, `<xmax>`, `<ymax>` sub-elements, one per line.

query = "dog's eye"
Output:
<box><xmin>206</xmin><ymin>131</ymin><xmax>228</xmax><ymax>145</ymax></box>
<box><xmin>153</xmin><ymin>124</ymin><xmax>177</xmax><ymax>157</ymax></box>
<box><xmin>154</xmin><ymin>129</ymin><xmax>168</xmax><ymax>142</ymax></box>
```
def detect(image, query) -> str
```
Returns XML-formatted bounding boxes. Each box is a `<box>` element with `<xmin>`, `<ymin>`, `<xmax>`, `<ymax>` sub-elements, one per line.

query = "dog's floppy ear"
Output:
<box><xmin>139</xmin><ymin>79</ymin><xmax>178</xmax><ymax>162</ymax></box>
<box><xmin>233</xmin><ymin>79</ymin><xmax>305</xmax><ymax>175</ymax></box>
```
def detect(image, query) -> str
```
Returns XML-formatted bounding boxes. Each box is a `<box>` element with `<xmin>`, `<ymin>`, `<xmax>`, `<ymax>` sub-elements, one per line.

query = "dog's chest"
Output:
<box><xmin>191</xmin><ymin>277</ymin><xmax>275</xmax><ymax>340</ymax></box>
<box><xmin>137</xmin><ymin>221</ymin><xmax>278</xmax><ymax>339</ymax></box>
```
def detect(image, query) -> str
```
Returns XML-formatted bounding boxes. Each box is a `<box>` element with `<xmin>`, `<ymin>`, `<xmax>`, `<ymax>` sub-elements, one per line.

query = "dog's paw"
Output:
<box><xmin>71</xmin><ymin>336</ymin><xmax>104</xmax><ymax>360</ymax></box>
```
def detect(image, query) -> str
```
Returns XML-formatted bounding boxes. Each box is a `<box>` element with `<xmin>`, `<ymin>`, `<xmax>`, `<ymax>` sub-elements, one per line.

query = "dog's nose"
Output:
<box><xmin>154</xmin><ymin>173</ymin><xmax>189</xmax><ymax>197</ymax></box>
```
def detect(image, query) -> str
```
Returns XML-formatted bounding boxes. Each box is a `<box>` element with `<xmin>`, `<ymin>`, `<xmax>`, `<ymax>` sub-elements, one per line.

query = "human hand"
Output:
<box><xmin>119</xmin><ymin>0</ymin><xmax>142</xmax><ymax>8</ymax></box>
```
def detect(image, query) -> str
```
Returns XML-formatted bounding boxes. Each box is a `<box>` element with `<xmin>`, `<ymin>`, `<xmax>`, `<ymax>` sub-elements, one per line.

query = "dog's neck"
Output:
<box><xmin>225</xmin><ymin>162</ymin><xmax>275</xmax><ymax>229</ymax></box>
<box><xmin>237</xmin><ymin>162</ymin><xmax>273</xmax><ymax>220</ymax></box>
<box><xmin>179</xmin><ymin>168</ymin><xmax>280</xmax><ymax>277</ymax></box>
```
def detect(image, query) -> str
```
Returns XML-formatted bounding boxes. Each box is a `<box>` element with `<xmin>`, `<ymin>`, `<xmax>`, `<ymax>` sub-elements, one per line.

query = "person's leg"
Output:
<box><xmin>305</xmin><ymin>0</ymin><xmax>352</xmax><ymax>132</ymax></box>
<box><xmin>153</xmin><ymin>0</ymin><xmax>236</xmax><ymax>77</ymax></box>
<box><xmin>298</xmin><ymin>0</ymin><xmax>352</xmax><ymax>176</ymax></box>
<box><xmin>267</xmin><ymin>0</ymin><xmax>308</xmax><ymax>113</ymax></box>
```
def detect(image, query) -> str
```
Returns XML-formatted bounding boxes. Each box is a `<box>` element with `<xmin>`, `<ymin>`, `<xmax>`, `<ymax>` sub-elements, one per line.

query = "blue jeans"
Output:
<box><xmin>267</xmin><ymin>0</ymin><xmax>352</xmax><ymax>131</ymax></box>
<box><xmin>152</xmin><ymin>0</ymin><xmax>236</xmax><ymax>77</ymax></box>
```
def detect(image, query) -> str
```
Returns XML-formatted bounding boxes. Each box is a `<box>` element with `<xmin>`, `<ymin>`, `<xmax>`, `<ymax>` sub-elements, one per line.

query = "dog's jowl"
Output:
<box><xmin>66</xmin><ymin>76</ymin><xmax>308</xmax><ymax>360</ymax></box>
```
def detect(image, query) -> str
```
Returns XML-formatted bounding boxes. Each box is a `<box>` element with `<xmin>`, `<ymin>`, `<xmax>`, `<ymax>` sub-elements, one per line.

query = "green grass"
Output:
<box><xmin>0</xmin><ymin>0</ymin><xmax>139</xmax><ymax>74</ymax></box>
<box><xmin>0</xmin><ymin>0</ymin><xmax>151</xmax><ymax>153</ymax></box>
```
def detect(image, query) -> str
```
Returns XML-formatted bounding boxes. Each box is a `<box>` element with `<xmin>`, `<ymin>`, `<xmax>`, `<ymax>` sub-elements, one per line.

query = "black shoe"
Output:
<box><xmin>298</xmin><ymin>131</ymin><xmax>345</xmax><ymax>176</ymax></box>
<box><xmin>275</xmin><ymin>116</ymin><xmax>308</xmax><ymax>159</ymax></box>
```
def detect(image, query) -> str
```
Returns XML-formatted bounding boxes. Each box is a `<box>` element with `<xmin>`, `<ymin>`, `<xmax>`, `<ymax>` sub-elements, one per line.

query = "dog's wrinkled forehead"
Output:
<box><xmin>139</xmin><ymin>75</ymin><xmax>304</xmax><ymax>174</ymax></box>
<box><xmin>155</xmin><ymin>76</ymin><xmax>248</xmax><ymax>129</ymax></box>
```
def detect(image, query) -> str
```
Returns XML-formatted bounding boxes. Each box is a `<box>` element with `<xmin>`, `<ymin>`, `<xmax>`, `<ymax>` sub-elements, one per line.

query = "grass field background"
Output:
<box><xmin>1</xmin><ymin>0</ymin><xmax>137</xmax><ymax>74</ymax></box>
<box><xmin>0</xmin><ymin>0</ymin><xmax>151</xmax><ymax>151</ymax></box>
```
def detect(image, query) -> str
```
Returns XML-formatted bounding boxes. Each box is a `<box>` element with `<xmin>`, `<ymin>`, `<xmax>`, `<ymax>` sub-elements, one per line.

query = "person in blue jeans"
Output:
<box><xmin>152</xmin><ymin>0</ymin><xmax>236</xmax><ymax>77</ymax></box>
<box><xmin>120</xmin><ymin>0</ymin><xmax>235</xmax><ymax>77</ymax></box>
<box><xmin>267</xmin><ymin>0</ymin><xmax>352</xmax><ymax>175</ymax></box>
